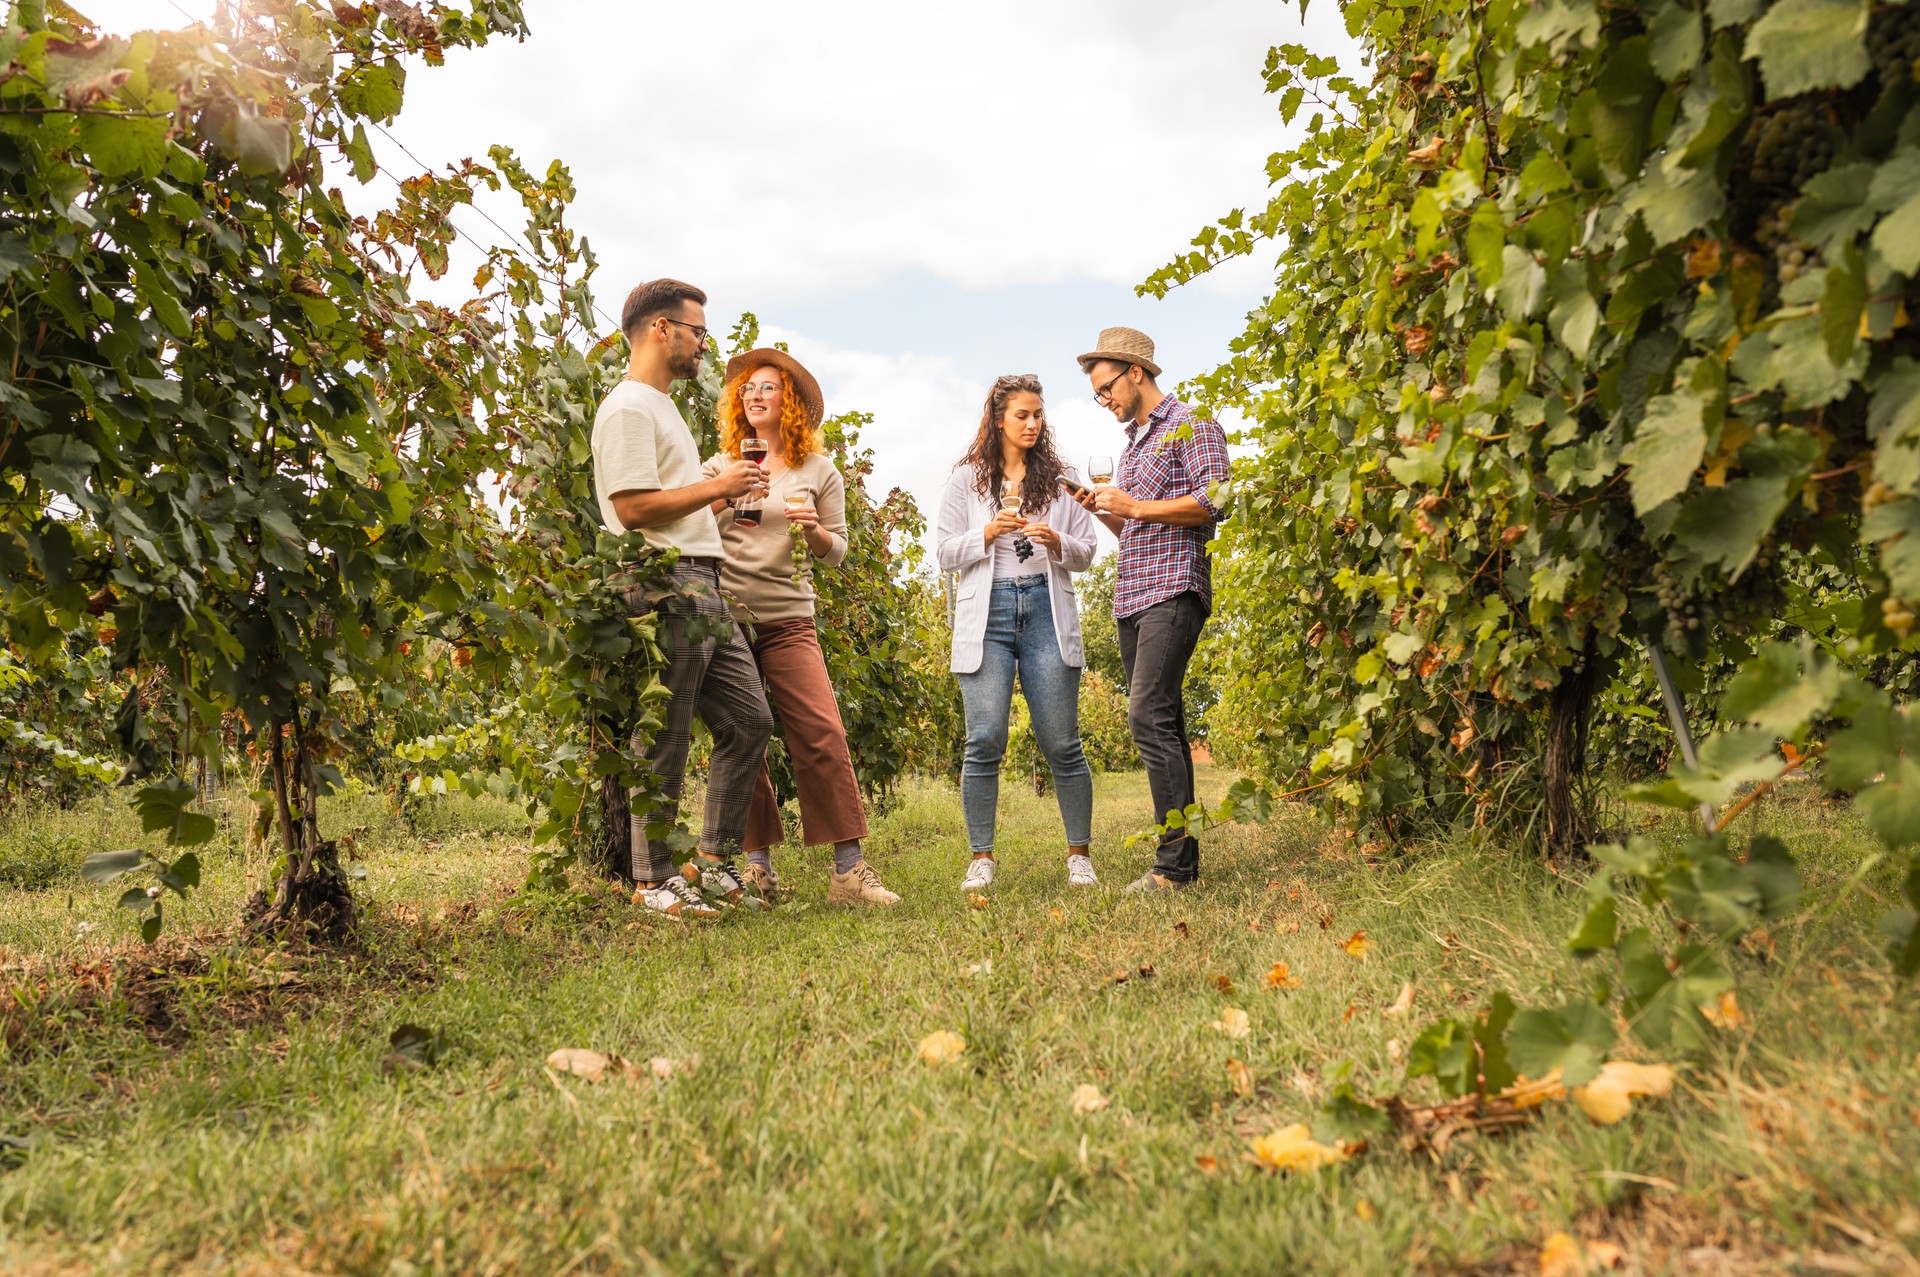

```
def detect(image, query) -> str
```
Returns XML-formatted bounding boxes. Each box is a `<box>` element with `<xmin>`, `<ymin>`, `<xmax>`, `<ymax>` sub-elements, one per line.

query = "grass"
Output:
<box><xmin>0</xmin><ymin>768</ymin><xmax>1917</xmax><ymax>1275</ymax></box>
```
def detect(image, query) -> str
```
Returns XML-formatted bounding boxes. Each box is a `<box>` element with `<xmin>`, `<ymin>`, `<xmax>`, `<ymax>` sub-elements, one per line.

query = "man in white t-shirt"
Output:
<box><xmin>592</xmin><ymin>277</ymin><xmax>774</xmax><ymax>918</ymax></box>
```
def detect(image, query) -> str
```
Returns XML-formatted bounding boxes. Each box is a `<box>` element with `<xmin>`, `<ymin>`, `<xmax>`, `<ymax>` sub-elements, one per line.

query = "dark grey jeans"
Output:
<box><xmin>625</xmin><ymin>558</ymin><xmax>774</xmax><ymax>883</ymax></box>
<box><xmin>1117</xmin><ymin>591</ymin><xmax>1209</xmax><ymax>882</ymax></box>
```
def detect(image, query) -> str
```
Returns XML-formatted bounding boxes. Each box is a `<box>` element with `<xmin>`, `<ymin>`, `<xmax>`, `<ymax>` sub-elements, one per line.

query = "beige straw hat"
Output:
<box><xmin>1076</xmin><ymin>326</ymin><xmax>1161</xmax><ymax>379</ymax></box>
<box><xmin>723</xmin><ymin>348</ymin><xmax>825</xmax><ymax>431</ymax></box>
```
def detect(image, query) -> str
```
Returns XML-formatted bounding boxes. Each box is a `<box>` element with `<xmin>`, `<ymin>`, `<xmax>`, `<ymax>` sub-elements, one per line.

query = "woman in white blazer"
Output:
<box><xmin>935</xmin><ymin>374</ymin><xmax>1101</xmax><ymax>893</ymax></box>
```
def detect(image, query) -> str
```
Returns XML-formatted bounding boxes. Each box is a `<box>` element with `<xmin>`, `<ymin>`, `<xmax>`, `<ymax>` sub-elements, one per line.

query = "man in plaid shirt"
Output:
<box><xmin>1073</xmin><ymin>327</ymin><xmax>1229</xmax><ymax>892</ymax></box>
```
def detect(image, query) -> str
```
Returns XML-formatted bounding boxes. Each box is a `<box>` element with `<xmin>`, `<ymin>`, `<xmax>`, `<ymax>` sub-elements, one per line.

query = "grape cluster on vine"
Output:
<box><xmin>1652</xmin><ymin>561</ymin><xmax>1701</xmax><ymax>648</ymax></box>
<box><xmin>1870</xmin><ymin>3</ymin><xmax>1920</xmax><ymax>93</ymax></box>
<box><xmin>1754</xmin><ymin>204</ymin><xmax>1819</xmax><ymax>288</ymax></box>
<box><xmin>1747</xmin><ymin>101</ymin><xmax>1834</xmax><ymax>196</ymax></box>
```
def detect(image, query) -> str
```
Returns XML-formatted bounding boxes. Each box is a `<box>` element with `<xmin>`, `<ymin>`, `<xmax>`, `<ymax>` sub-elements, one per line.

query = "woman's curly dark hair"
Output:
<box><xmin>959</xmin><ymin>374</ymin><xmax>1066</xmax><ymax>515</ymax></box>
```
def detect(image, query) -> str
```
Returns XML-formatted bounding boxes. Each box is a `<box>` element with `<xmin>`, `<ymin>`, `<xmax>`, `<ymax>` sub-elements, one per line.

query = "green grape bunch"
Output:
<box><xmin>1747</xmin><ymin>100</ymin><xmax>1835</xmax><ymax>196</ymax></box>
<box><xmin>1870</xmin><ymin>2</ymin><xmax>1920</xmax><ymax>92</ymax></box>
<box><xmin>1652</xmin><ymin>561</ymin><xmax>1703</xmax><ymax>650</ymax></box>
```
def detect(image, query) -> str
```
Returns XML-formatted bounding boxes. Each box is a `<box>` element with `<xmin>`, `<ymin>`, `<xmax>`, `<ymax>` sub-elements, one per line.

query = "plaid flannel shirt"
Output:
<box><xmin>1113</xmin><ymin>396</ymin><xmax>1229</xmax><ymax>619</ymax></box>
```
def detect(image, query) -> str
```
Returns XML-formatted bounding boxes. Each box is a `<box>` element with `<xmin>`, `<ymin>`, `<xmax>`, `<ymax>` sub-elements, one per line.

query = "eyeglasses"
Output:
<box><xmin>1093</xmin><ymin>366</ymin><xmax>1133</xmax><ymax>406</ymax></box>
<box><xmin>740</xmin><ymin>380</ymin><xmax>782</xmax><ymax>399</ymax></box>
<box><xmin>661</xmin><ymin>317</ymin><xmax>709</xmax><ymax>343</ymax></box>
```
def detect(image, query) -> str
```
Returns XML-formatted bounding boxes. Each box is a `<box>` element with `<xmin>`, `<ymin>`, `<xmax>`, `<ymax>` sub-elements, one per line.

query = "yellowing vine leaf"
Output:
<box><xmin>1572</xmin><ymin>1061</ymin><xmax>1676</xmax><ymax>1124</ymax></box>
<box><xmin>1266</xmin><ymin>961</ymin><xmax>1302</xmax><ymax>990</ymax></box>
<box><xmin>1212</xmin><ymin>1007</ymin><xmax>1251</xmax><ymax>1039</ymax></box>
<box><xmin>917</xmin><ymin>1030</ymin><xmax>966</xmax><ymax>1066</ymax></box>
<box><xmin>1539</xmin><ymin>1231</ymin><xmax>1623</xmax><ymax>1275</ymax></box>
<box><xmin>1248</xmin><ymin>1124</ymin><xmax>1348</xmax><ymax>1173</ymax></box>
<box><xmin>1226</xmin><ymin>1057</ymin><xmax>1254</xmax><ymax>1096</ymax></box>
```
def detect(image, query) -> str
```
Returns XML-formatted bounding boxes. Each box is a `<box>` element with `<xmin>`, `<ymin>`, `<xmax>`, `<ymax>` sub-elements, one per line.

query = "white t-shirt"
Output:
<box><xmin>590</xmin><ymin>379</ymin><xmax>724</xmax><ymax>557</ymax></box>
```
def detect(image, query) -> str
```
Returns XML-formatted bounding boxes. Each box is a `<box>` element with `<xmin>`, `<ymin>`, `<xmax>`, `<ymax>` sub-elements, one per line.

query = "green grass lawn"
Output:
<box><xmin>1</xmin><ymin>768</ymin><xmax>1916</xmax><ymax>1275</ymax></box>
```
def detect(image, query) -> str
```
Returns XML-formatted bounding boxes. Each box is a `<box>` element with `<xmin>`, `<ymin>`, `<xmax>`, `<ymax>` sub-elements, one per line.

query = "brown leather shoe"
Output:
<box><xmin>828</xmin><ymin>861</ymin><xmax>901</xmax><ymax>907</ymax></box>
<box><xmin>742</xmin><ymin>860</ymin><xmax>780</xmax><ymax>898</ymax></box>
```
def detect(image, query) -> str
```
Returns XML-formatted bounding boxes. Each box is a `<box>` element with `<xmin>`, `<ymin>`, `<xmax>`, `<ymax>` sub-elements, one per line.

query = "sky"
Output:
<box><xmin>88</xmin><ymin>0</ymin><xmax>1362</xmax><ymax>548</ymax></box>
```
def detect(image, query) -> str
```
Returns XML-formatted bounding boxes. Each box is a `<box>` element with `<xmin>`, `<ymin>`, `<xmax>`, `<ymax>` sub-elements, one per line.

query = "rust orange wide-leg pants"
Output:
<box><xmin>743</xmin><ymin>617</ymin><xmax>870</xmax><ymax>852</ymax></box>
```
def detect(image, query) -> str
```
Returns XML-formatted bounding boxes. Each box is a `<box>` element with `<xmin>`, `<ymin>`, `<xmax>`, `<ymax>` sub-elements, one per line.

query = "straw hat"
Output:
<box><xmin>1076</xmin><ymin>326</ymin><xmax>1161</xmax><ymax>379</ymax></box>
<box><xmin>724</xmin><ymin>347</ymin><xmax>825</xmax><ymax>431</ymax></box>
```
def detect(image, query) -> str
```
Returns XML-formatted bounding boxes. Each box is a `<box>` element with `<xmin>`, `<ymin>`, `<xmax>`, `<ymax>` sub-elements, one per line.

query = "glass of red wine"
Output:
<box><xmin>737</xmin><ymin>437</ymin><xmax>769</xmax><ymax>526</ymax></box>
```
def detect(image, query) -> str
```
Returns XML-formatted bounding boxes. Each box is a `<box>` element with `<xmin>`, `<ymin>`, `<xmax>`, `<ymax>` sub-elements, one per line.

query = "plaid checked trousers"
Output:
<box><xmin>625</xmin><ymin>558</ymin><xmax>773</xmax><ymax>882</ymax></box>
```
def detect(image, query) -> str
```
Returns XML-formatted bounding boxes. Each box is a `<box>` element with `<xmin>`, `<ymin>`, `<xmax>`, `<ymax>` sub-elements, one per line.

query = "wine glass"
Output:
<box><xmin>737</xmin><ymin>437</ymin><xmax>768</xmax><ymax>526</ymax></box>
<box><xmin>1088</xmin><ymin>455</ymin><xmax>1115</xmax><ymax>486</ymax></box>
<box><xmin>1000</xmin><ymin>494</ymin><xmax>1033</xmax><ymax>562</ymax></box>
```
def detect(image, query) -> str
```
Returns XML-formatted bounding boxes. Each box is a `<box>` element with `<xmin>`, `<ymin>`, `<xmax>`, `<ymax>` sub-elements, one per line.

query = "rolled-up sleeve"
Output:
<box><xmin>1179</xmin><ymin>417</ymin><xmax>1231</xmax><ymax>518</ymax></box>
<box><xmin>814</xmin><ymin>462</ymin><xmax>850</xmax><ymax>567</ymax></box>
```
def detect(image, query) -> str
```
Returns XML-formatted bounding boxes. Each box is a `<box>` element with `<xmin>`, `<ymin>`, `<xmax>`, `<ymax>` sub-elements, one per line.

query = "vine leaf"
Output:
<box><xmin>1746</xmin><ymin>0</ymin><xmax>1872</xmax><ymax>99</ymax></box>
<box><xmin>1622</xmin><ymin>390</ymin><xmax>1708</xmax><ymax>515</ymax></box>
<box><xmin>1509</xmin><ymin>1001</ymin><xmax>1615</xmax><ymax>1088</ymax></box>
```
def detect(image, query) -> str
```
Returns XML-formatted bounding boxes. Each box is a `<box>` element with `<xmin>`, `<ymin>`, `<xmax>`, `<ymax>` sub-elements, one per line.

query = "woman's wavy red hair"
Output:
<box><xmin>717</xmin><ymin>365</ymin><xmax>821</xmax><ymax>460</ymax></box>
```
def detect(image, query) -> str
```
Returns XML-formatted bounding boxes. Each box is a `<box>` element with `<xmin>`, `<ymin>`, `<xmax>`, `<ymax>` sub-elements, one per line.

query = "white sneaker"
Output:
<box><xmin>684</xmin><ymin>855</ymin><xmax>770</xmax><ymax>910</ymax></box>
<box><xmin>633</xmin><ymin>874</ymin><xmax>720</xmax><ymax>919</ymax></box>
<box><xmin>1066</xmin><ymin>854</ymin><xmax>1098</xmax><ymax>887</ymax></box>
<box><xmin>960</xmin><ymin>856</ymin><xmax>996</xmax><ymax>892</ymax></box>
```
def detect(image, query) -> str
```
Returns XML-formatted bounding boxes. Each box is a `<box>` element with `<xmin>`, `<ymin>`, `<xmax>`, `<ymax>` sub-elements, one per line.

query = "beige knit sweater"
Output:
<box><xmin>700</xmin><ymin>451</ymin><xmax>850</xmax><ymax>622</ymax></box>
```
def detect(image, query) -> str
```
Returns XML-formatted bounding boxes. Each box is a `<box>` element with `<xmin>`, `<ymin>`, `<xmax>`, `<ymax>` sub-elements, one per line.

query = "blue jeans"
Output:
<box><xmin>956</xmin><ymin>574</ymin><xmax>1094</xmax><ymax>854</ymax></box>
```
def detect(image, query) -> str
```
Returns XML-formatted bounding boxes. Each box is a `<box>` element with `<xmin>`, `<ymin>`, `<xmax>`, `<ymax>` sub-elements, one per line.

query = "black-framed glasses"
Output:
<box><xmin>1093</xmin><ymin>365</ymin><xmax>1133</xmax><ymax>405</ymax></box>
<box><xmin>662</xmin><ymin>316</ymin><xmax>709</xmax><ymax>343</ymax></box>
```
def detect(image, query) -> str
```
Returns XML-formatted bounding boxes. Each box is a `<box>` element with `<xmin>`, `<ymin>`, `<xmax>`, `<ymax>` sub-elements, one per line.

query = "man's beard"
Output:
<box><xmin>669</xmin><ymin>349</ymin><xmax>702</xmax><ymax>379</ymax></box>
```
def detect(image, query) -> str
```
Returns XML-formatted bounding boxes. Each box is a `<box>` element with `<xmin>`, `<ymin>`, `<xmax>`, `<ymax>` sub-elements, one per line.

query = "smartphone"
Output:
<box><xmin>1060</xmin><ymin>476</ymin><xmax>1088</xmax><ymax>497</ymax></box>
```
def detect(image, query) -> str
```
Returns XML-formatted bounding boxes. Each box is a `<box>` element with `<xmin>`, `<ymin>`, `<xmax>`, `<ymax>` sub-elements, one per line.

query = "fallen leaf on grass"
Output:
<box><xmin>648</xmin><ymin>1056</ymin><xmax>694</xmax><ymax>1080</ymax></box>
<box><xmin>1211</xmin><ymin>974</ymin><xmax>1235</xmax><ymax>994</ymax></box>
<box><xmin>1248</xmin><ymin>1124</ymin><xmax>1348</xmax><ymax>1173</ymax></box>
<box><xmin>1384</xmin><ymin>982</ymin><xmax>1415</xmax><ymax>1015</ymax></box>
<box><xmin>1356</xmin><ymin>1198</ymin><xmax>1377</xmax><ymax>1221</ymax></box>
<box><xmin>1049</xmin><ymin>908</ymin><xmax>1064</xmax><ymax>923</ymax></box>
<box><xmin>1265</xmin><ymin>962</ymin><xmax>1301</xmax><ymax>990</ymax></box>
<box><xmin>1248</xmin><ymin>917</ymin><xmax>1262</xmax><ymax>933</ymax></box>
<box><xmin>1070</xmin><ymin>1083</ymin><xmax>1108</xmax><ymax>1114</ymax></box>
<box><xmin>968</xmin><ymin>893</ymin><xmax>990</xmax><ymax>910</ymax></box>
<box><xmin>1387</xmin><ymin>1037</ymin><xmax>1404</xmax><ymax>1064</ymax></box>
<box><xmin>1500</xmin><ymin>1071</ymin><xmax>1569</xmax><ymax>1109</ymax></box>
<box><xmin>1173</xmin><ymin>921</ymin><xmax>1189</xmax><ymax>937</ymax></box>
<box><xmin>545</xmin><ymin>1048</ymin><xmax>632</xmax><ymax>1083</ymax></box>
<box><xmin>1195</xmin><ymin>1154</ymin><xmax>1219</xmax><ymax>1174</ymax></box>
<box><xmin>961</xmin><ymin>960</ymin><xmax>992</xmax><ymax>978</ymax></box>
<box><xmin>1340</xmin><ymin>930</ymin><xmax>1372</xmax><ymax>959</ymax></box>
<box><xmin>917</xmin><ymin>1030</ymin><xmax>967</xmax><ymax>1066</ymax></box>
<box><xmin>1572</xmin><ymin>1061</ymin><xmax>1674</xmax><ymax>1125</ymax></box>
<box><xmin>1701</xmin><ymin>990</ymin><xmax>1745</xmax><ymax>1029</ymax></box>
<box><xmin>1226</xmin><ymin>1057</ymin><xmax>1253</xmax><ymax>1096</ymax></box>
<box><xmin>1539</xmin><ymin>1231</ymin><xmax>1623</xmax><ymax>1275</ymax></box>
<box><xmin>1211</xmin><ymin>1007</ymin><xmax>1251</xmax><ymax>1039</ymax></box>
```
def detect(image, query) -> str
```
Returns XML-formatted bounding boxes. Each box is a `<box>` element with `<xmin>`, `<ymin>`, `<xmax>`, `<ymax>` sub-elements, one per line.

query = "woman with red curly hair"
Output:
<box><xmin>698</xmin><ymin>349</ymin><xmax>901</xmax><ymax>908</ymax></box>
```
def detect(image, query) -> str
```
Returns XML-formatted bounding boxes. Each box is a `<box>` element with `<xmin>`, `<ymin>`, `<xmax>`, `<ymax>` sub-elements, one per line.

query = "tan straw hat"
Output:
<box><xmin>1076</xmin><ymin>326</ymin><xmax>1161</xmax><ymax>379</ymax></box>
<box><xmin>724</xmin><ymin>347</ymin><xmax>825</xmax><ymax>431</ymax></box>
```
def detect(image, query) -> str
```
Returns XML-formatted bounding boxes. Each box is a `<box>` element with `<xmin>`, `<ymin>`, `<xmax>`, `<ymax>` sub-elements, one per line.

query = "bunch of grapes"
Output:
<box><xmin>1652</xmin><ymin>560</ymin><xmax>1702</xmax><ymax>648</ymax></box>
<box><xmin>1748</xmin><ymin>100</ymin><xmax>1834</xmax><ymax>195</ymax></box>
<box><xmin>1754</xmin><ymin>203</ymin><xmax>1819</xmax><ymax>289</ymax></box>
<box><xmin>1870</xmin><ymin>2</ymin><xmax>1920</xmax><ymax>91</ymax></box>
<box><xmin>1881</xmin><ymin>596</ymin><xmax>1915</xmax><ymax>641</ymax></box>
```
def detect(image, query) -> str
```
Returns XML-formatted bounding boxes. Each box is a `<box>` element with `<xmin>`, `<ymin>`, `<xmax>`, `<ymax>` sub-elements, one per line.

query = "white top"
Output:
<box><xmin>991</xmin><ymin>529</ymin><xmax>1029</xmax><ymax>579</ymax></box>
<box><xmin>590</xmin><ymin>379</ymin><xmax>724</xmax><ymax>557</ymax></box>
<box><xmin>934</xmin><ymin>468</ymin><xmax>1098</xmax><ymax>674</ymax></box>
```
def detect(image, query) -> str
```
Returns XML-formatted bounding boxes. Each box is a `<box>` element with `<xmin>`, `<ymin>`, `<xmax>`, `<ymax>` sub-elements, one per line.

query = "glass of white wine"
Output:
<box><xmin>1088</xmin><ymin>455</ymin><xmax>1115</xmax><ymax>486</ymax></box>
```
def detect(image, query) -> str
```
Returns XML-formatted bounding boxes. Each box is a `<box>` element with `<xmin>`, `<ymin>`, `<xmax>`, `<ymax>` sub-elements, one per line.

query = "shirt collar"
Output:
<box><xmin>1126</xmin><ymin>395</ymin><xmax>1184</xmax><ymax>442</ymax></box>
